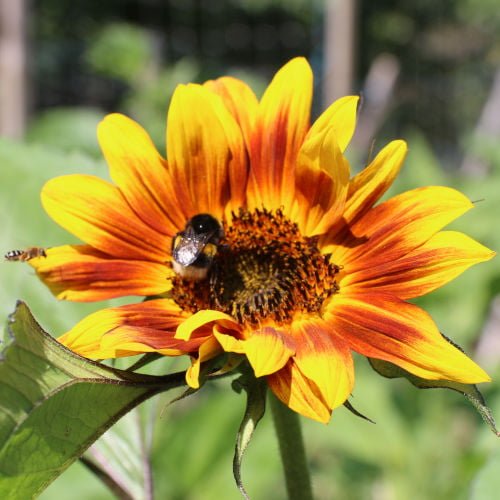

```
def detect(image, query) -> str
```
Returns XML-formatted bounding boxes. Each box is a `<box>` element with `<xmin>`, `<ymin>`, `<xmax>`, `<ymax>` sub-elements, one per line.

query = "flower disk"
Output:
<box><xmin>172</xmin><ymin>208</ymin><xmax>340</xmax><ymax>326</ymax></box>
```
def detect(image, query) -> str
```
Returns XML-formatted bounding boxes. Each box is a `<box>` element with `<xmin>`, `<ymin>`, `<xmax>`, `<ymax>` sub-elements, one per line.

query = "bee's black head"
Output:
<box><xmin>189</xmin><ymin>214</ymin><xmax>221</xmax><ymax>235</ymax></box>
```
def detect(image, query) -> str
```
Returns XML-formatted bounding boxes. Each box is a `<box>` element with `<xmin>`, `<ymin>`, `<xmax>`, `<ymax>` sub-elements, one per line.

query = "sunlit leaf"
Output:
<box><xmin>0</xmin><ymin>301</ymin><xmax>186</xmax><ymax>498</ymax></box>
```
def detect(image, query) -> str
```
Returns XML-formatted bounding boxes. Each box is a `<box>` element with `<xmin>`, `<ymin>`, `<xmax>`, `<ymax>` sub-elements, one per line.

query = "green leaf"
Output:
<box><xmin>232</xmin><ymin>373</ymin><xmax>267</xmax><ymax>500</ymax></box>
<box><xmin>0</xmin><ymin>301</ymin><xmax>186</xmax><ymax>498</ymax></box>
<box><xmin>369</xmin><ymin>357</ymin><xmax>499</xmax><ymax>436</ymax></box>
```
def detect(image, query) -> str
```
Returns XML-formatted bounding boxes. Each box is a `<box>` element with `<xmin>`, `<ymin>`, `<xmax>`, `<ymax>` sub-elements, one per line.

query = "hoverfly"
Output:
<box><xmin>4</xmin><ymin>247</ymin><xmax>47</xmax><ymax>262</ymax></box>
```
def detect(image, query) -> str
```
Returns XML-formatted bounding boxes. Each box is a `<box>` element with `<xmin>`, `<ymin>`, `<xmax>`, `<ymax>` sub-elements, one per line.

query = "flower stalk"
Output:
<box><xmin>270</xmin><ymin>393</ymin><xmax>313</xmax><ymax>500</ymax></box>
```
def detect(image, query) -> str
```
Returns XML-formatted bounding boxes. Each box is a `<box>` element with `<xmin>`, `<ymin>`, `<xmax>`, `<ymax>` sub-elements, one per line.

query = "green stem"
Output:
<box><xmin>269</xmin><ymin>393</ymin><xmax>313</xmax><ymax>500</ymax></box>
<box><xmin>80</xmin><ymin>456</ymin><xmax>133</xmax><ymax>500</ymax></box>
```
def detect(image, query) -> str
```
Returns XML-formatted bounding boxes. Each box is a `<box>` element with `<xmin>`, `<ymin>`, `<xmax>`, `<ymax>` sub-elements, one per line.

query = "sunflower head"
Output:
<box><xmin>27</xmin><ymin>57</ymin><xmax>494</xmax><ymax>423</ymax></box>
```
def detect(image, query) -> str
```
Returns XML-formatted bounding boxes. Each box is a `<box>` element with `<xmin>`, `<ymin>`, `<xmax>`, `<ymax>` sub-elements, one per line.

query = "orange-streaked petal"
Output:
<box><xmin>305</xmin><ymin>95</ymin><xmax>359</xmax><ymax>153</ymax></box>
<box><xmin>214</xmin><ymin>330</ymin><xmax>246</xmax><ymax>354</ymax></box>
<box><xmin>343</xmin><ymin>139</ymin><xmax>408</xmax><ymax>226</ymax></box>
<box><xmin>58</xmin><ymin>299</ymin><xmax>191</xmax><ymax>358</ymax></box>
<box><xmin>175</xmin><ymin>309</ymin><xmax>242</xmax><ymax>341</ymax></box>
<box><xmin>204</xmin><ymin>76</ymin><xmax>258</xmax><ymax>150</ymax></box>
<box><xmin>294</xmin><ymin>127</ymin><xmax>350</xmax><ymax>236</ymax></box>
<box><xmin>292</xmin><ymin>318</ymin><xmax>354</xmax><ymax>410</ymax></box>
<box><xmin>267</xmin><ymin>359</ymin><xmax>331</xmax><ymax>423</ymax></box>
<box><xmin>244</xmin><ymin>327</ymin><xmax>296</xmax><ymax>377</ymax></box>
<box><xmin>326</xmin><ymin>291</ymin><xmax>490</xmax><ymax>383</ymax></box>
<box><xmin>247</xmin><ymin>57</ymin><xmax>313</xmax><ymax>212</ymax></box>
<box><xmin>343</xmin><ymin>231</ymin><xmax>496</xmax><ymax>299</ymax></box>
<box><xmin>167</xmin><ymin>83</ymin><xmax>247</xmax><ymax>217</ymax></box>
<box><xmin>29</xmin><ymin>245</ymin><xmax>172</xmax><ymax>302</ymax></box>
<box><xmin>325</xmin><ymin>186</ymin><xmax>475</xmax><ymax>271</ymax></box>
<box><xmin>98</xmin><ymin>326</ymin><xmax>203</xmax><ymax>358</ymax></box>
<box><xmin>186</xmin><ymin>337</ymin><xmax>223</xmax><ymax>389</ymax></box>
<box><xmin>42</xmin><ymin>174</ymin><xmax>170</xmax><ymax>262</ymax></box>
<box><xmin>98</xmin><ymin>113</ymin><xmax>185</xmax><ymax>235</ymax></box>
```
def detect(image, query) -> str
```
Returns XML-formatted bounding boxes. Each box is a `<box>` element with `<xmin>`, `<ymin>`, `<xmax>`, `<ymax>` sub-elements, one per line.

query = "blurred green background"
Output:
<box><xmin>1</xmin><ymin>0</ymin><xmax>499</xmax><ymax>499</ymax></box>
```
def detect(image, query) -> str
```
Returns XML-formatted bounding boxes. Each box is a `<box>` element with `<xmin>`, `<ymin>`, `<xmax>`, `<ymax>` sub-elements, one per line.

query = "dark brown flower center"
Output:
<box><xmin>171</xmin><ymin>209</ymin><xmax>340</xmax><ymax>326</ymax></box>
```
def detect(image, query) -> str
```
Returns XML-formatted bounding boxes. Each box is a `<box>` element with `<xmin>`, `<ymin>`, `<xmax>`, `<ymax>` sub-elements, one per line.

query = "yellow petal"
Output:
<box><xmin>247</xmin><ymin>57</ymin><xmax>313</xmax><ymax>212</ymax></box>
<box><xmin>344</xmin><ymin>231</ymin><xmax>496</xmax><ymax>299</ymax></box>
<box><xmin>292</xmin><ymin>318</ymin><xmax>354</xmax><ymax>411</ymax></box>
<box><xmin>267</xmin><ymin>360</ymin><xmax>332</xmax><ymax>423</ymax></box>
<box><xmin>29</xmin><ymin>244</ymin><xmax>172</xmax><ymax>302</ymax></box>
<box><xmin>328</xmin><ymin>291</ymin><xmax>491</xmax><ymax>383</ymax></box>
<box><xmin>98</xmin><ymin>113</ymin><xmax>185</xmax><ymax>235</ymax></box>
<box><xmin>294</xmin><ymin>127</ymin><xmax>350</xmax><ymax>236</ymax></box>
<box><xmin>41</xmin><ymin>175</ymin><xmax>170</xmax><ymax>262</ymax></box>
<box><xmin>326</xmin><ymin>186</ymin><xmax>475</xmax><ymax>271</ymax></box>
<box><xmin>344</xmin><ymin>139</ymin><xmax>408</xmax><ymax>226</ymax></box>
<box><xmin>167</xmin><ymin>84</ymin><xmax>247</xmax><ymax>217</ymax></box>
<box><xmin>204</xmin><ymin>76</ymin><xmax>258</xmax><ymax>150</ymax></box>
<box><xmin>59</xmin><ymin>299</ymin><xmax>190</xmax><ymax>358</ymax></box>
<box><xmin>175</xmin><ymin>309</ymin><xmax>240</xmax><ymax>340</ymax></box>
<box><xmin>98</xmin><ymin>326</ymin><xmax>191</xmax><ymax>358</ymax></box>
<box><xmin>186</xmin><ymin>337</ymin><xmax>222</xmax><ymax>389</ymax></box>
<box><xmin>214</xmin><ymin>330</ymin><xmax>246</xmax><ymax>354</ymax></box>
<box><xmin>305</xmin><ymin>95</ymin><xmax>359</xmax><ymax>153</ymax></box>
<box><xmin>244</xmin><ymin>327</ymin><xmax>296</xmax><ymax>377</ymax></box>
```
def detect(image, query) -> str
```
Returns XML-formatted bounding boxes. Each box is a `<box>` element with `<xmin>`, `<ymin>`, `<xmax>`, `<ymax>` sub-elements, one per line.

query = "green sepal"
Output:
<box><xmin>0</xmin><ymin>301</ymin><xmax>187</xmax><ymax>498</ymax></box>
<box><xmin>368</xmin><ymin>357</ymin><xmax>499</xmax><ymax>436</ymax></box>
<box><xmin>343</xmin><ymin>400</ymin><xmax>376</xmax><ymax>424</ymax></box>
<box><xmin>232</xmin><ymin>370</ymin><xmax>267</xmax><ymax>500</ymax></box>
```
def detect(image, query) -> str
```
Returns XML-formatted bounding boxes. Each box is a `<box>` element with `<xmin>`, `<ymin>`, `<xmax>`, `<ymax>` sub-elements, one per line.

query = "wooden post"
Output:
<box><xmin>460</xmin><ymin>69</ymin><xmax>500</xmax><ymax>176</ymax></box>
<box><xmin>0</xmin><ymin>0</ymin><xmax>26</xmax><ymax>139</ymax></box>
<box><xmin>323</xmin><ymin>0</ymin><xmax>357</xmax><ymax>107</ymax></box>
<box><xmin>353</xmin><ymin>53</ymin><xmax>400</xmax><ymax>154</ymax></box>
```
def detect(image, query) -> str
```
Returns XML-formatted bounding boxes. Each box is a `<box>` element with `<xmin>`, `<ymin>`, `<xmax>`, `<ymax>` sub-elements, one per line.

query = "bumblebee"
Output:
<box><xmin>4</xmin><ymin>247</ymin><xmax>47</xmax><ymax>262</ymax></box>
<box><xmin>171</xmin><ymin>214</ymin><xmax>224</xmax><ymax>281</ymax></box>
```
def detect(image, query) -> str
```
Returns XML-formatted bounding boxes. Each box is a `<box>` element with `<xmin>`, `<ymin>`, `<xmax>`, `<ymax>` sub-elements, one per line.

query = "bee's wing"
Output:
<box><xmin>172</xmin><ymin>234</ymin><xmax>209</xmax><ymax>266</ymax></box>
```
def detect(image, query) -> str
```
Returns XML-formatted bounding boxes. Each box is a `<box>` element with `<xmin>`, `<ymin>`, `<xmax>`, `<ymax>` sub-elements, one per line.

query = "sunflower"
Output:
<box><xmin>29</xmin><ymin>58</ymin><xmax>494</xmax><ymax>423</ymax></box>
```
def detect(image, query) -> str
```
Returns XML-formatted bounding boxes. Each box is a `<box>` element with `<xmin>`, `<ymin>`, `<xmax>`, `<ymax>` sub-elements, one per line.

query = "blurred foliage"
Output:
<box><xmin>122</xmin><ymin>58</ymin><xmax>201</xmax><ymax>148</ymax></box>
<box><xmin>360</xmin><ymin>0</ymin><xmax>500</xmax><ymax>161</ymax></box>
<box><xmin>29</xmin><ymin>19</ymin><xmax>270</xmax><ymax>150</ymax></box>
<box><xmin>26</xmin><ymin>107</ymin><xmax>103</xmax><ymax>157</ymax></box>
<box><xmin>86</xmin><ymin>23</ymin><xmax>151</xmax><ymax>83</ymax></box>
<box><xmin>29</xmin><ymin>0</ymin><xmax>500</xmax><ymax>166</ymax></box>
<box><xmin>32</xmin><ymin>0</ymin><xmax>313</xmax><ymax>112</ymax></box>
<box><xmin>235</xmin><ymin>0</ymin><xmax>321</xmax><ymax>15</ymax></box>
